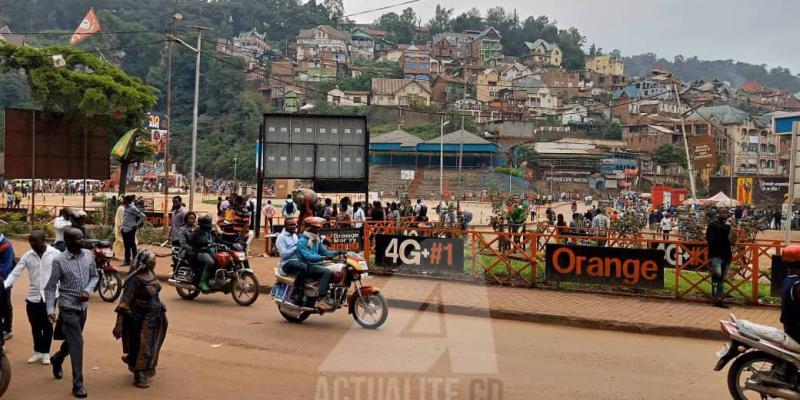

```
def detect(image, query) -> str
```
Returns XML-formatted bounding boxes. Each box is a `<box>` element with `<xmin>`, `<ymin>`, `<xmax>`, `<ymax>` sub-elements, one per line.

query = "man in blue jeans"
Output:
<box><xmin>275</xmin><ymin>218</ymin><xmax>306</xmax><ymax>305</ymax></box>
<box><xmin>706</xmin><ymin>208</ymin><xmax>738</xmax><ymax>308</ymax></box>
<box><xmin>297</xmin><ymin>217</ymin><xmax>340</xmax><ymax>311</ymax></box>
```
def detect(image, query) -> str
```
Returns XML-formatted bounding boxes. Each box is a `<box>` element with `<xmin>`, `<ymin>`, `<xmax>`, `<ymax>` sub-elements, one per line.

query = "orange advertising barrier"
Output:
<box><xmin>362</xmin><ymin>221</ymin><xmax>796</xmax><ymax>303</ymax></box>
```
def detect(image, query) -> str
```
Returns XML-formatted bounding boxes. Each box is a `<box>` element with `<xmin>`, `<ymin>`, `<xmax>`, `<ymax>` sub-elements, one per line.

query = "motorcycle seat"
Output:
<box><xmin>273</xmin><ymin>268</ymin><xmax>319</xmax><ymax>289</ymax></box>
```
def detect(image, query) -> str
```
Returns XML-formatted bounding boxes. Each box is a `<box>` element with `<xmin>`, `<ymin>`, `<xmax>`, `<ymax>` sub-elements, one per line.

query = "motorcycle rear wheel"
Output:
<box><xmin>98</xmin><ymin>271</ymin><xmax>122</xmax><ymax>302</ymax></box>
<box><xmin>231</xmin><ymin>270</ymin><xmax>259</xmax><ymax>306</ymax></box>
<box><xmin>352</xmin><ymin>292</ymin><xmax>388</xmax><ymax>329</ymax></box>
<box><xmin>176</xmin><ymin>287</ymin><xmax>201</xmax><ymax>300</ymax></box>
<box><xmin>727</xmin><ymin>351</ymin><xmax>784</xmax><ymax>400</ymax></box>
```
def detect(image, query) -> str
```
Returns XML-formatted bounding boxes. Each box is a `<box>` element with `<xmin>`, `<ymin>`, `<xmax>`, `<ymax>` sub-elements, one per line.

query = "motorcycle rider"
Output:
<box><xmin>190</xmin><ymin>215</ymin><xmax>220</xmax><ymax>292</ymax></box>
<box><xmin>275</xmin><ymin>219</ymin><xmax>306</xmax><ymax>305</ymax></box>
<box><xmin>219</xmin><ymin>196</ymin><xmax>250</xmax><ymax>246</ymax></box>
<box><xmin>780</xmin><ymin>245</ymin><xmax>800</xmax><ymax>351</ymax></box>
<box><xmin>297</xmin><ymin>217</ymin><xmax>339</xmax><ymax>311</ymax></box>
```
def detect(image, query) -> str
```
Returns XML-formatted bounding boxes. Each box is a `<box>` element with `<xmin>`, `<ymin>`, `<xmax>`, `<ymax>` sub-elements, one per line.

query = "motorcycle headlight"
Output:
<box><xmin>233</xmin><ymin>251</ymin><xmax>247</xmax><ymax>261</ymax></box>
<box><xmin>101</xmin><ymin>249</ymin><xmax>114</xmax><ymax>258</ymax></box>
<box><xmin>359</xmin><ymin>261</ymin><xmax>369</xmax><ymax>271</ymax></box>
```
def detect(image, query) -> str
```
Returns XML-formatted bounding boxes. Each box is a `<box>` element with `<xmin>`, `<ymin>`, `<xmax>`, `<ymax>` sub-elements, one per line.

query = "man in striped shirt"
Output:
<box><xmin>44</xmin><ymin>228</ymin><xmax>98</xmax><ymax>398</ymax></box>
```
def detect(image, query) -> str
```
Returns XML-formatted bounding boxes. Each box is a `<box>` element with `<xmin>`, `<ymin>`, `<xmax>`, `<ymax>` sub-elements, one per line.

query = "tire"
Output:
<box><xmin>351</xmin><ymin>292</ymin><xmax>389</xmax><ymax>329</ymax></box>
<box><xmin>727</xmin><ymin>351</ymin><xmax>783</xmax><ymax>400</ymax></box>
<box><xmin>98</xmin><ymin>271</ymin><xmax>122</xmax><ymax>302</ymax></box>
<box><xmin>0</xmin><ymin>354</ymin><xmax>11</xmax><ymax>397</ymax></box>
<box><xmin>176</xmin><ymin>286</ymin><xmax>201</xmax><ymax>300</ymax></box>
<box><xmin>279</xmin><ymin>306</ymin><xmax>310</xmax><ymax>323</ymax></box>
<box><xmin>231</xmin><ymin>270</ymin><xmax>259</xmax><ymax>306</ymax></box>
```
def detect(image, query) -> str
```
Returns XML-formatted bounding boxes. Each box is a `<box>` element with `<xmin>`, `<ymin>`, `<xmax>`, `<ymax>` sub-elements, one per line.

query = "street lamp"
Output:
<box><xmin>440</xmin><ymin>115</ymin><xmax>450</xmax><ymax>199</ymax></box>
<box><xmin>168</xmin><ymin>24</ymin><xmax>211</xmax><ymax>212</ymax></box>
<box><xmin>162</xmin><ymin>11</ymin><xmax>183</xmax><ymax>220</ymax></box>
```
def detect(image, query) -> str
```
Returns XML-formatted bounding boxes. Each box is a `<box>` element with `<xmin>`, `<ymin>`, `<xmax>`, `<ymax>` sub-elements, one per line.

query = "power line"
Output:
<box><xmin>342</xmin><ymin>0</ymin><xmax>420</xmax><ymax>18</ymax></box>
<box><xmin>6</xmin><ymin>29</ymin><xmax>168</xmax><ymax>36</ymax></box>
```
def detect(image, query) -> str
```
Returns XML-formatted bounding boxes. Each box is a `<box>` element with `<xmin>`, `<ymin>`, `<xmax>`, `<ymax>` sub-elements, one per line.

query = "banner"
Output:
<box><xmin>688</xmin><ymin>135</ymin><xmax>716</xmax><ymax>170</ymax></box>
<box><xmin>70</xmin><ymin>7</ymin><xmax>101</xmax><ymax>45</ymax></box>
<box><xmin>737</xmin><ymin>177</ymin><xmax>754</xmax><ymax>205</ymax></box>
<box><xmin>320</xmin><ymin>227</ymin><xmax>363</xmax><ymax>252</ymax></box>
<box><xmin>545</xmin><ymin>244</ymin><xmax>665</xmax><ymax>289</ymax></box>
<box><xmin>649</xmin><ymin>242</ymin><xmax>706</xmax><ymax>271</ymax></box>
<box><xmin>374</xmin><ymin>234</ymin><xmax>464</xmax><ymax>273</ymax></box>
<box><xmin>400</xmin><ymin>170</ymin><xmax>415</xmax><ymax>180</ymax></box>
<box><xmin>111</xmin><ymin>128</ymin><xmax>138</xmax><ymax>158</ymax></box>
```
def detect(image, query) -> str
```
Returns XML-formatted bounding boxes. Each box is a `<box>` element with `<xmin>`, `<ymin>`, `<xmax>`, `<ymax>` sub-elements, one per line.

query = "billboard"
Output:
<box><xmin>544</xmin><ymin>244</ymin><xmax>665</xmax><ymax>289</ymax></box>
<box><xmin>262</xmin><ymin>113</ymin><xmax>368</xmax><ymax>192</ymax></box>
<box><xmin>688</xmin><ymin>135</ymin><xmax>716</xmax><ymax>170</ymax></box>
<box><xmin>3</xmin><ymin>108</ymin><xmax>110</xmax><ymax>179</ymax></box>
<box><xmin>737</xmin><ymin>177</ymin><xmax>754</xmax><ymax>205</ymax></box>
<box><xmin>374</xmin><ymin>234</ymin><xmax>465</xmax><ymax>273</ymax></box>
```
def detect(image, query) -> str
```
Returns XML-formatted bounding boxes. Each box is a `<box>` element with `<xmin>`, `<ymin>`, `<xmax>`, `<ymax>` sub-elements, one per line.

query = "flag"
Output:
<box><xmin>111</xmin><ymin>128</ymin><xmax>138</xmax><ymax>159</ymax></box>
<box><xmin>70</xmin><ymin>7</ymin><xmax>101</xmax><ymax>45</ymax></box>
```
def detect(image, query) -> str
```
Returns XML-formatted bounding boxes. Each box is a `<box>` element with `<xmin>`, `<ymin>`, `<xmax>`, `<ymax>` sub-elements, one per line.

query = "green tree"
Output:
<box><xmin>428</xmin><ymin>5</ymin><xmax>453</xmax><ymax>35</ymax></box>
<box><xmin>651</xmin><ymin>144</ymin><xmax>687</xmax><ymax>170</ymax></box>
<box><xmin>450</xmin><ymin>8</ymin><xmax>483</xmax><ymax>32</ymax></box>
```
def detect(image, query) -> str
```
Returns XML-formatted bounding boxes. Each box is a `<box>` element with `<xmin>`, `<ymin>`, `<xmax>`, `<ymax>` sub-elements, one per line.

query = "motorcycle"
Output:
<box><xmin>168</xmin><ymin>242</ymin><xmax>259</xmax><ymax>306</ymax></box>
<box><xmin>270</xmin><ymin>252</ymin><xmax>388</xmax><ymax>329</ymax></box>
<box><xmin>85</xmin><ymin>239</ymin><xmax>122</xmax><ymax>302</ymax></box>
<box><xmin>715</xmin><ymin>314</ymin><xmax>800</xmax><ymax>399</ymax></box>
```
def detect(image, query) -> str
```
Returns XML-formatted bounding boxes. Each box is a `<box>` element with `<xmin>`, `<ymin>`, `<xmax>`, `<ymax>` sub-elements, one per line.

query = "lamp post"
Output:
<box><xmin>162</xmin><ymin>11</ymin><xmax>182</xmax><ymax>220</ymax></box>
<box><xmin>168</xmin><ymin>25</ymin><xmax>211</xmax><ymax>211</ymax></box>
<box><xmin>439</xmin><ymin>115</ymin><xmax>450</xmax><ymax>199</ymax></box>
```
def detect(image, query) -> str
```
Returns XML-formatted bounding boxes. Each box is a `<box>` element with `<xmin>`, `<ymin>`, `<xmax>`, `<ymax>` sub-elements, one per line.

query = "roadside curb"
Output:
<box><xmin>151</xmin><ymin>272</ymin><xmax>722</xmax><ymax>340</ymax></box>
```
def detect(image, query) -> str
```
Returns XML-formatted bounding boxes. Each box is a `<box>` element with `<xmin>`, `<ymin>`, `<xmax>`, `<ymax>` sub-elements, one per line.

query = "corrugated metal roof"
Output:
<box><xmin>424</xmin><ymin>129</ymin><xmax>493</xmax><ymax>145</ymax></box>
<box><xmin>686</xmin><ymin>105</ymin><xmax>748</xmax><ymax>125</ymax></box>
<box><xmin>370</xmin><ymin>78</ymin><xmax>430</xmax><ymax>95</ymax></box>
<box><xmin>371</xmin><ymin>130</ymin><xmax>423</xmax><ymax>147</ymax></box>
<box><xmin>524</xmin><ymin>39</ymin><xmax>557</xmax><ymax>51</ymax></box>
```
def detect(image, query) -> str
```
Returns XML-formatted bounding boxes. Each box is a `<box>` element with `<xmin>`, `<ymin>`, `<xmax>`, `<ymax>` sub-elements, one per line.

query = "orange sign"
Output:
<box><xmin>737</xmin><ymin>177</ymin><xmax>753</xmax><ymax>205</ymax></box>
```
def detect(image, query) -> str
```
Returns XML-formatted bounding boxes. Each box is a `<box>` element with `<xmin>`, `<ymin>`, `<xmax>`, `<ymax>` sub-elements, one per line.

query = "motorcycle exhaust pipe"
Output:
<box><xmin>745</xmin><ymin>380</ymin><xmax>800</xmax><ymax>400</ymax></box>
<box><xmin>167</xmin><ymin>279</ymin><xmax>196</xmax><ymax>290</ymax></box>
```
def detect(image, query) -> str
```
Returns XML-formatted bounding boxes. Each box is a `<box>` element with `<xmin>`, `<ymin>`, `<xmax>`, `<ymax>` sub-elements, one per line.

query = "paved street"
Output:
<box><xmin>1</xmin><ymin>269</ymin><xmax>729</xmax><ymax>400</ymax></box>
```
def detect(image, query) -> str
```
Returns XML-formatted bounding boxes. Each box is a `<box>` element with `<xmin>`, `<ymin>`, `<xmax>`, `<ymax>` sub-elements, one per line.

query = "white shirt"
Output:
<box><xmin>5</xmin><ymin>245</ymin><xmax>60</xmax><ymax>302</ymax></box>
<box><xmin>53</xmin><ymin>216</ymin><xmax>71</xmax><ymax>242</ymax></box>
<box><xmin>353</xmin><ymin>208</ymin><xmax>365</xmax><ymax>228</ymax></box>
<box><xmin>660</xmin><ymin>218</ymin><xmax>672</xmax><ymax>231</ymax></box>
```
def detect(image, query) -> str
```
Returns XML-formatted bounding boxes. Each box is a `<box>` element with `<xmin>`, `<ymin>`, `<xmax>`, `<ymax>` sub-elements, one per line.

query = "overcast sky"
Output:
<box><xmin>343</xmin><ymin>0</ymin><xmax>800</xmax><ymax>73</ymax></box>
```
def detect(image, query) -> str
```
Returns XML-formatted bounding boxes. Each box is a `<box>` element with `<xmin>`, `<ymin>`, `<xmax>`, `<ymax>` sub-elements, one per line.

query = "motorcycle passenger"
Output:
<box><xmin>190</xmin><ymin>215</ymin><xmax>220</xmax><ymax>292</ymax></box>
<box><xmin>219</xmin><ymin>196</ymin><xmax>250</xmax><ymax>246</ymax></box>
<box><xmin>275</xmin><ymin>219</ymin><xmax>305</xmax><ymax>305</ymax></box>
<box><xmin>297</xmin><ymin>217</ymin><xmax>339</xmax><ymax>311</ymax></box>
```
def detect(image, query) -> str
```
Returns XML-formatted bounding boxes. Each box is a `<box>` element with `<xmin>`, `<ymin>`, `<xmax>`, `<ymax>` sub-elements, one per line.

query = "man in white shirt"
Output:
<box><xmin>353</xmin><ymin>203</ymin><xmax>366</xmax><ymax>228</ymax></box>
<box><xmin>660</xmin><ymin>213</ymin><xmax>673</xmax><ymax>241</ymax></box>
<box><xmin>53</xmin><ymin>209</ymin><xmax>72</xmax><ymax>252</ymax></box>
<box><xmin>4</xmin><ymin>231</ymin><xmax>59</xmax><ymax>364</ymax></box>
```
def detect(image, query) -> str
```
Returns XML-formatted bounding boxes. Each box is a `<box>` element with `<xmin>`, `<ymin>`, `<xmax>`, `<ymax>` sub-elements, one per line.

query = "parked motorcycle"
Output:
<box><xmin>715</xmin><ymin>314</ymin><xmax>800</xmax><ymax>399</ymax></box>
<box><xmin>85</xmin><ymin>239</ymin><xmax>122</xmax><ymax>302</ymax></box>
<box><xmin>168</xmin><ymin>243</ymin><xmax>259</xmax><ymax>306</ymax></box>
<box><xmin>270</xmin><ymin>252</ymin><xmax>388</xmax><ymax>329</ymax></box>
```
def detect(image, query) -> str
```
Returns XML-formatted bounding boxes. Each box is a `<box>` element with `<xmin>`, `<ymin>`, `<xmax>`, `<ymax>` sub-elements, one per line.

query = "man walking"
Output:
<box><xmin>707</xmin><ymin>208</ymin><xmax>738</xmax><ymax>308</ymax></box>
<box><xmin>4</xmin><ymin>231</ymin><xmax>59</xmax><ymax>364</ymax></box>
<box><xmin>0</xmin><ymin>234</ymin><xmax>15</xmax><ymax>340</ymax></box>
<box><xmin>168</xmin><ymin>196</ymin><xmax>187</xmax><ymax>247</ymax></box>
<box><xmin>121</xmin><ymin>195</ymin><xmax>145</xmax><ymax>266</ymax></box>
<box><xmin>45</xmin><ymin>228</ymin><xmax>98</xmax><ymax>398</ymax></box>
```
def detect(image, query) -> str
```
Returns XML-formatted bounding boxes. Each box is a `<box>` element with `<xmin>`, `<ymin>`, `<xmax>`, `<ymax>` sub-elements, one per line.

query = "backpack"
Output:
<box><xmin>284</xmin><ymin>201</ymin><xmax>295</xmax><ymax>215</ymax></box>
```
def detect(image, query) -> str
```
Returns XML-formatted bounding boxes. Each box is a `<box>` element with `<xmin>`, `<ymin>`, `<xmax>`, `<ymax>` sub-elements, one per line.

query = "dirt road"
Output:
<box><xmin>1</xmin><ymin>270</ymin><xmax>729</xmax><ymax>400</ymax></box>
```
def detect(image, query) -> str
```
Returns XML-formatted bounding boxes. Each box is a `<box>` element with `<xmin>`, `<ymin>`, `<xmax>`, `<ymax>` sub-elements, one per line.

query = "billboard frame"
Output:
<box><xmin>254</xmin><ymin>113</ymin><xmax>370</xmax><ymax>238</ymax></box>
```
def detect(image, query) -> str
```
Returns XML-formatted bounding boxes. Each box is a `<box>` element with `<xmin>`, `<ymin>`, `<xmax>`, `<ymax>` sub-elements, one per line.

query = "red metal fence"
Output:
<box><xmin>362</xmin><ymin>220</ymin><xmax>795</xmax><ymax>304</ymax></box>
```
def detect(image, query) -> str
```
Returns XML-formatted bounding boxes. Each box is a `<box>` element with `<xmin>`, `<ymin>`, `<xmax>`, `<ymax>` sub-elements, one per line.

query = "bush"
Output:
<box><xmin>88</xmin><ymin>225</ymin><xmax>115</xmax><ymax>241</ymax></box>
<box><xmin>92</xmin><ymin>193</ymin><xmax>107</xmax><ymax>203</ymax></box>
<box><xmin>138</xmin><ymin>223</ymin><xmax>167</xmax><ymax>244</ymax></box>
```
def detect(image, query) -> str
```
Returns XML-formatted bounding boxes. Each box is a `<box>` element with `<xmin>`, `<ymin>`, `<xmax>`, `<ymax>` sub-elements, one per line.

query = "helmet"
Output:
<box><xmin>198</xmin><ymin>215</ymin><xmax>214</xmax><ymax>230</ymax></box>
<box><xmin>304</xmin><ymin>216</ymin><xmax>326</xmax><ymax>228</ymax></box>
<box><xmin>783</xmin><ymin>245</ymin><xmax>800</xmax><ymax>263</ymax></box>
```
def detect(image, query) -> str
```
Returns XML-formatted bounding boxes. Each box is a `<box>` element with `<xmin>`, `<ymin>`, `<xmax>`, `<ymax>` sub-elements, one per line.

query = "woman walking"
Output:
<box><xmin>113</xmin><ymin>250</ymin><xmax>168</xmax><ymax>388</ymax></box>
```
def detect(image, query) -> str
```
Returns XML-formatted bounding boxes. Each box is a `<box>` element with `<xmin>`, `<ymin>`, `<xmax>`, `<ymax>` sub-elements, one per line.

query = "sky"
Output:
<box><xmin>343</xmin><ymin>0</ymin><xmax>800</xmax><ymax>73</ymax></box>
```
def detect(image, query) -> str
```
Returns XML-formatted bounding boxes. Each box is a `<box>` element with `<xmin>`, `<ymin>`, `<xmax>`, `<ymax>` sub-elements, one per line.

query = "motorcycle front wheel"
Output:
<box><xmin>727</xmin><ymin>351</ymin><xmax>783</xmax><ymax>400</ymax></box>
<box><xmin>98</xmin><ymin>271</ymin><xmax>122</xmax><ymax>302</ymax></box>
<box><xmin>352</xmin><ymin>292</ymin><xmax>388</xmax><ymax>329</ymax></box>
<box><xmin>232</xmin><ymin>270</ymin><xmax>259</xmax><ymax>306</ymax></box>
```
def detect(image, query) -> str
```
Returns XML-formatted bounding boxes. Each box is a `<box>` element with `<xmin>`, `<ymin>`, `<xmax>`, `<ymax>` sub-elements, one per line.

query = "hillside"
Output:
<box><xmin>624</xmin><ymin>53</ymin><xmax>800</xmax><ymax>93</ymax></box>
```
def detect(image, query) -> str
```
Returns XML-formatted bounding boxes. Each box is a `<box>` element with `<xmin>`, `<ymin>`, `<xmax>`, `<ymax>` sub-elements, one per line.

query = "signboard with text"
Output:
<box><xmin>374</xmin><ymin>234</ymin><xmax>464</xmax><ymax>273</ymax></box>
<box><xmin>320</xmin><ymin>227</ymin><xmax>363</xmax><ymax>252</ymax></box>
<box><xmin>688</xmin><ymin>135</ymin><xmax>716</xmax><ymax>170</ymax></box>
<box><xmin>545</xmin><ymin>244</ymin><xmax>665</xmax><ymax>289</ymax></box>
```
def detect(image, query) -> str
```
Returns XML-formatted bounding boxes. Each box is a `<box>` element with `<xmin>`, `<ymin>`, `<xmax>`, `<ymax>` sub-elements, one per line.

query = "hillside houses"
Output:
<box><xmin>522</xmin><ymin>40</ymin><xmax>562</xmax><ymax>67</ymax></box>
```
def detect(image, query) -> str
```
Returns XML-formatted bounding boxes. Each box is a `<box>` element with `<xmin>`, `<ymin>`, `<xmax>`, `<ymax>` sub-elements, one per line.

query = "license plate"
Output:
<box><xmin>716</xmin><ymin>343</ymin><xmax>731</xmax><ymax>358</ymax></box>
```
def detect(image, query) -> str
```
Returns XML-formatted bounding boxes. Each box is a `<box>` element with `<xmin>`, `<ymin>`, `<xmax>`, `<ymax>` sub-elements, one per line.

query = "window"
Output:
<box><xmin>353</xmin><ymin>97</ymin><xmax>361</xmax><ymax>104</ymax></box>
<box><xmin>405</xmin><ymin>62</ymin><xmax>414</xmax><ymax>69</ymax></box>
<box><xmin>333</xmin><ymin>96</ymin><xmax>341</xmax><ymax>104</ymax></box>
<box><xmin>419</xmin><ymin>63</ymin><xmax>428</xmax><ymax>70</ymax></box>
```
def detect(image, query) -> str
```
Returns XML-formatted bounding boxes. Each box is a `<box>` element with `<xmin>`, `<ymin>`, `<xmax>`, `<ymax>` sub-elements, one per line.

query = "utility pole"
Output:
<box><xmin>163</xmin><ymin>10</ymin><xmax>182</xmax><ymax>220</ymax></box>
<box><xmin>234</xmin><ymin>155</ymin><xmax>238</xmax><ymax>181</ymax></box>
<box><xmin>169</xmin><ymin>25</ymin><xmax>211</xmax><ymax>211</ymax></box>
<box><xmin>674</xmin><ymin>84</ymin><xmax>697</xmax><ymax>200</ymax></box>
<box><xmin>439</xmin><ymin>115</ymin><xmax>449</xmax><ymax>198</ymax></box>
